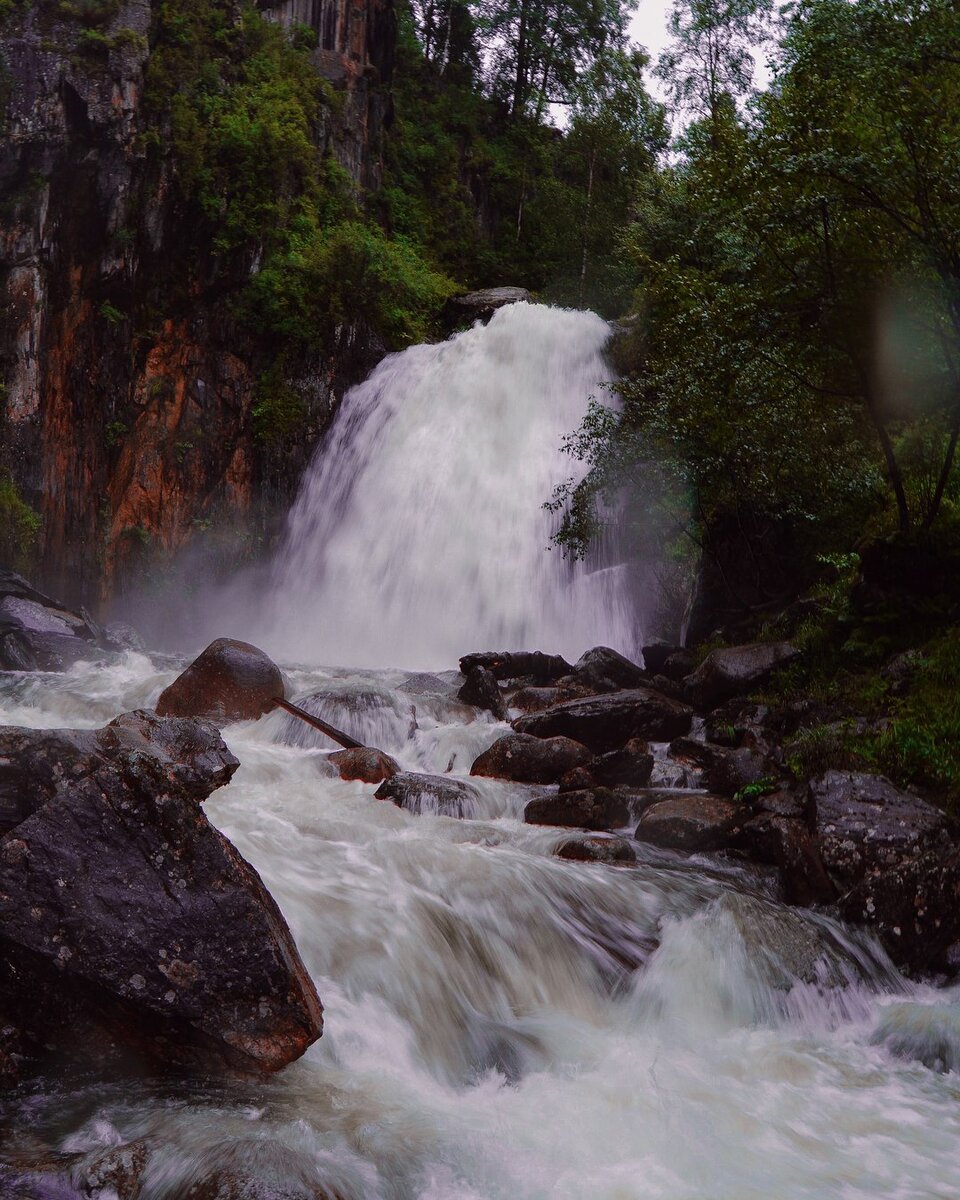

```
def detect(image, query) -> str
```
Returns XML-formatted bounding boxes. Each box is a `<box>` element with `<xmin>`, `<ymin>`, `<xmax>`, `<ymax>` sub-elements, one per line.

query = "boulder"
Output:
<box><xmin>740</xmin><ymin>812</ymin><xmax>836</xmax><ymax>906</ymax></box>
<box><xmin>375</xmin><ymin>772</ymin><xmax>481</xmax><ymax>817</ymax></box>
<box><xmin>555</xmin><ymin>834</ymin><xmax>637</xmax><ymax>865</ymax></box>
<box><xmin>558</xmin><ymin>766</ymin><xmax>596</xmax><ymax>792</ymax></box>
<box><xmin>0</xmin><ymin>569</ymin><xmax>103</xmax><ymax>671</ymax></box>
<box><xmin>451</xmin><ymin>287</ymin><xmax>533</xmax><ymax>318</ymax></box>
<box><xmin>809</xmin><ymin>770</ymin><xmax>953</xmax><ymax>888</ymax></box>
<box><xmin>524</xmin><ymin>788</ymin><xmax>630</xmax><ymax>831</ymax></box>
<box><xmin>457</xmin><ymin>666</ymin><xmax>507</xmax><ymax>719</ymax></box>
<box><xmin>509</xmin><ymin>684</ymin><xmax>589</xmax><ymax>713</ymax></box>
<box><xmin>683</xmin><ymin>642</ymin><xmax>800</xmax><ymax>709</ymax></box>
<box><xmin>328</xmin><ymin>747</ymin><xmax>400</xmax><ymax>784</ymax></box>
<box><xmin>470</xmin><ymin>732</ymin><xmax>592</xmax><ymax>784</ymax></box>
<box><xmin>591</xmin><ymin>739</ymin><xmax>654</xmax><ymax>788</ymax></box>
<box><xmin>635</xmin><ymin>794</ymin><xmax>745</xmax><ymax>853</ymax></box>
<box><xmin>667</xmin><ymin>735</ymin><xmax>774</xmax><ymax>796</ymax></box>
<box><xmin>0</xmin><ymin>712</ymin><xmax>322</xmax><ymax>1082</ymax></box>
<box><xmin>512</xmin><ymin>688</ymin><xmax>692</xmax><ymax>753</ymax></box>
<box><xmin>459</xmin><ymin>650</ymin><xmax>572</xmax><ymax>685</ymax></box>
<box><xmin>639</xmin><ymin>642</ymin><xmax>680</xmax><ymax>675</ymax></box>
<box><xmin>156</xmin><ymin>638</ymin><xmax>284</xmax><ymax>725</ymax></box>
<box><xmin>572</xmin><ymin>646</ymin><xmax>648</xmax><ymax>691</ymax></box>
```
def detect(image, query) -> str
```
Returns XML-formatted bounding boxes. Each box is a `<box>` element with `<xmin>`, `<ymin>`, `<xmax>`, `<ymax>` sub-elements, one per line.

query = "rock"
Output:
<box><xmin>572</xmin><ymin>646</ymin><xmax>648</xmax><ymax>691</ymax></box>
<box><xmin>77</xmin><ymin>1139</ymin><xmax>152</xmax><ymax>1200</ymax></box>
<box><xmin>102</xmin><ymin>620</ymin><xmax>146</xmax><ymax>653</ymax></box>
<box><xmin>661</xmin><ymin>650</ymin><xmax>696</xmax><ymax>681</ymax></box>
<box><xmin>667</xmin><ymin>735</ymin><xmax>774</xmax><ymax>796</ymax></box>
<box><xmin>470</xmin><ymin>732</ymin><xmax>592</xmax><ymax>784</ymax></box>
<box><xmin>457</xmin><ymin>666</ymin><xmax>507</xmax><ymax>719</ymax></box>
<box><xmin>872</xmin><ymin>1001</ymin><xmax>960</xmax><ymax>1073</ymax></box>
<box><xmin>558</xmin><ymin>766</ymin><xmax>596</xmax><ymax>792</ymax></box>
<box><xmin>375</xmin><ymin>772</ymin><xmax>481</xmax><ymax>817</ymax></box>
<box><xmin>398</xmin><ymin>671</ymin><xmax>460</xmax><ymax>698</ymax></box>
<box><xmin>459</xmin><ymin>650</ymin><xmax>572</xmax><ymax>685</ymax></box>
<box><xmin>591</xmin><ymin>739</ymin><xmax>654</xmax><ymax>787</ymax></box>
<box><xmin>452</xmin><ymin>287</ymin><xmax>533</xmax><ymax>318</ymax></box>
<box><xmin>740</xmin><ymin>813</ymin><xmax>836</xmax><ymax>906</ymax></box>
<box><xmin>635</xmin><ymin>794</ymin><xmax>745</xmax><ymax>853</ymax></box>
<box><xmin>156</xmin><ymin>638</ymin><xmax>285</xmax><ymax>725</ymax></box>
<box><xmin>640</xmin><ymin>641</ymin><xmax>680</xmax><ymax>675</ymax></box>
<box><xmin>512</xmin><ymin>689</ymin><xmax>692</xmax><ymax>753</ymax></box>
<box><xmin>683</xmin><ymin>642</ymin><xmax>800</xmax><ymax>709</ymax></box>
<box><xmin>524</xmin><ymin>788</ymin><xmax>630</xmax><ymax>831</ymax></box>
<box><xmin>809</xmin><ymin>770</ymin><xmax>953</xmax><ymax>888</ymax></box>
<box><xmin>0</xmin><ymin>712</ymin><xmax>322</xmax><ymax>1082</ymax></box>
<box><xmin>179</xmin><ymin>1137</ymin><xmax>350</xmax><ymax>1199</ymax></box>
<box><xmin>509</xmin><ymin>684</ymin><xmax>589</xmax><ymax>713</ymax></box>
<box><xmin>555</xmin><ymin>834</ymin><xmax>637</xmax><ymax>865</ymax></box>
<box><xmin>329</xmin><ymin>747</ymin><xmax>400</xmax><ymax>784</ymax></box>
<box><xmin>0</xmin><ymin>569</ymin><xmax>103</xmax><ymax>671</ymax></box>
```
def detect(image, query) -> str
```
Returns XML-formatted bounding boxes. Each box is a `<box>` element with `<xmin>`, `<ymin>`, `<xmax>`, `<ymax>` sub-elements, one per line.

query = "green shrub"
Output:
<box><xmin>0</xmin><ymin>473</ymin><xmax>41</xmax><ymax>572</ymax></box>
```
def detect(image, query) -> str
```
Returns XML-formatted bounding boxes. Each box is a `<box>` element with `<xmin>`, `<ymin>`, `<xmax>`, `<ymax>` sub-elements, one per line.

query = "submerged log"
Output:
<box><xmin>272</xmin><ymin>696</ymin><xmax>363</xmax><ymax>750</ymax></box>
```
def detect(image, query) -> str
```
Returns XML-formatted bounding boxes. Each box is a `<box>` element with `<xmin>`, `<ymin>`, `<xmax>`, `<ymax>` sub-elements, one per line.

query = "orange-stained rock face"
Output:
<box><xmin>0</xmin><ymin>0</ymin><xmax>391</xmax><ymax>613</ymax></box>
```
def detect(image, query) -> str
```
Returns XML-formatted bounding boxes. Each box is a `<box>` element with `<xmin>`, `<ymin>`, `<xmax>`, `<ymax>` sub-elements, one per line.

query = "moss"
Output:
<box><xmin>251</xmin><ymin>372</ymin><xmax>307</xmax><ymax>445</ymax></box>
<box><xmin>0</xmin><ymin>473</ymin><xmax>42</xmax><ymax>573</ymax></box>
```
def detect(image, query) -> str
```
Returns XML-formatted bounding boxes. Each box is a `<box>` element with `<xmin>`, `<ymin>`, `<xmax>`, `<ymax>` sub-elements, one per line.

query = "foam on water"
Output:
<box><xmin>263</xmin><ymin>303</ymin><xmax>639</xmax><ymax>670</ymax></box>
<box><xmin>3</xmin><ymin>658</ymin><xmax>960</xmax><ymax>1199</ymax></box>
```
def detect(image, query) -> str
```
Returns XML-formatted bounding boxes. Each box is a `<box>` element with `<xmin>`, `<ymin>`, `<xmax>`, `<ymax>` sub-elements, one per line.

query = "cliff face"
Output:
<box><xmin>0</xmin><ymin>0</ymin><xmax>394</xmax><ymax>611</ymax></box>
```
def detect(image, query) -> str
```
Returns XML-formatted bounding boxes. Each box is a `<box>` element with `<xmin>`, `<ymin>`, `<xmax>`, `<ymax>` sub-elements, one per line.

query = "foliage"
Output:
<box><xmin>0</xmin><ymin>473</ymin><xmax>42</xmax><ymax>573</ymax></box>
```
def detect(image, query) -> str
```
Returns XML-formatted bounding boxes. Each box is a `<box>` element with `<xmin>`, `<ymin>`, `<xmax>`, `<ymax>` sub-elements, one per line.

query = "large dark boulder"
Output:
<box><xmin>156</xmin><ymin>638</ymin><xmax>284</xmax><ymax>725</ymax></box>
<box><xmin>512</xmin><ymin>688</ymin><xmax>692</xmax><ymax>753</ymax></box>
<box><xmin>684</xmin><ymin>642</ymin><xmax>800</xmax><ymax>710</ymax></box>
<box><xmin>459</xmin><ymin>650</ymin><xmax>572</xmax><ymax>685</ymax></box>
<box><xmin>591</xmin><ymin>739</ymin><xmax>654</xmax><ymax>788</ymax></box>
<box><xmin>0</xmin><ymin>569</ymin><xmax>103</xmax><ymax>671</ymax></box>
<box><xmin>470</xmin><ymin>732</ymin><xmax>592</xmax><ymax>784</ymax></box>
<box><xmin>809</xmin><ymin>771</ymin><xmax>952</xmax><ymax>887</ymax></box>
<box><xmin>524</xmin><ymin>788</ymin><xmax>630</xmax><ymax>831</ymax></box>
<box><xmin>375</xmin><ymin>772</ymin><xmax>481</xmax><ymax>817</ymax></box>
<box><xmin>555</xmin><ymin>834</ymin><xmax>637</xmax><ymax>865</ymax></box>
<box><xmin>740</xmin><ymin>812</ymin><xmax>836</xmax><ymax>907</ymax></box>
<box><xmin>571</xmin><ymin>646</ymin><xmax>647</xmax><ymax>691</ymax></box>
<box><xmin>668</xmin><ymin>735</ymin><xmax>776</xmax><ymax>796</ymax></box>
<box><xmin>0</xmin><ymin>712</ymin><xmax>322</xmax><ymax>1083</ymax></box>
<box><xmin>457</xmin><ymin>666</ymin><xmax>507</xmax><ymax>719</ymax></box>
<box><xmin>635</xmin><ymin>794</ymin><xmax>745</xmax><ymax>853</ymax></box>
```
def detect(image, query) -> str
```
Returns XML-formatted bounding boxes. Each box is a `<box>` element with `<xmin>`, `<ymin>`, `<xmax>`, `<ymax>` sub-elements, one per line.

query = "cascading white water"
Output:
<box><xmin>5</xmin><ymin>658</ymin><xmax>960</xmax><ymax>1200</ymax></box>
<box><xmin>265</xmin><ymin>303</ymin><xmax>638</xmax><ymax>669</ymax></box>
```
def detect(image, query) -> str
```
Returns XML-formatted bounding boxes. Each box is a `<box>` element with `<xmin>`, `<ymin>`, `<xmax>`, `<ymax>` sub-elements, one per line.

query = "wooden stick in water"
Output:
<box><xmin>272</xmin><ymin>696</ymin><xmax>364</xmax><ymax>750</ymax></box>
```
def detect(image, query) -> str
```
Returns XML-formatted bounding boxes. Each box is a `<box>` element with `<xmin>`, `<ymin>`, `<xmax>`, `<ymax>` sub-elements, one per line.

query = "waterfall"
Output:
<box><xmin>265</xmin><ymin>303</ymin><xmax>639</xmax><ymax>670</ymax></box>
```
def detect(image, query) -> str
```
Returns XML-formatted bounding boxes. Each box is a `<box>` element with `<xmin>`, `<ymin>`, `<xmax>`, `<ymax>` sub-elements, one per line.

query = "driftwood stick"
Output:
<box><xmin>272</xmin><ymin>697</ymin><xmax>363</xmax><ymax>750</ymax></box>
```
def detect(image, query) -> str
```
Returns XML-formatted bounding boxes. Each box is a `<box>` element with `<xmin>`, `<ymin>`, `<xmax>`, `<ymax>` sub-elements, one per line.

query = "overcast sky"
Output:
<box><xmin>628</xmin><ymin>1</ymin><xmax>674</xmax><ymax>61</ymax></box>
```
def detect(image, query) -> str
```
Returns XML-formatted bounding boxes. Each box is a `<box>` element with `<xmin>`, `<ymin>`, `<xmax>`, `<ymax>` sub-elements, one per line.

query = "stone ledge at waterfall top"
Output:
<box><xmin>0</xmin><ymin>710</ymin><xmax>322</xmax><ymax>1084</ymax></box>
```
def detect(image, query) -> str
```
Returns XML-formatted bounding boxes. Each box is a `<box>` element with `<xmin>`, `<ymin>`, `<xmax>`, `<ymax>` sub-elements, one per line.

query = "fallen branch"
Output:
<box><xmin>272</xmin><ymin>697</ymin><xmax>363</xmax><ymax>750</ymax></box>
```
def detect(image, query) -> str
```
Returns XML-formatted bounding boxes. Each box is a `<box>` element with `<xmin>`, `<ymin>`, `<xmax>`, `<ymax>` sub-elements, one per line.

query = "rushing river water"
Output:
<box><xmin>4</xmin><ymin>304</ymin><xmax>960</xmax><ymax>1197</ymax></box>
<box><xmin>3</xmin><ymin>656</ymin><xmax>960</xmax><ymax>1199</ymax></box>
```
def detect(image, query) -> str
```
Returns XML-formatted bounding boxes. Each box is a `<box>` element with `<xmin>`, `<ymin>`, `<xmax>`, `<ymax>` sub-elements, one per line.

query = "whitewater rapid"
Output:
<box><xmin>4</xmin><ymin>656</ymin><xmax>960</xmax><ymax>1200</ymax></box>
<box><xmin>263</xmin><ymin>303</ymin><xmax>639</xmax><ymax>669</ymax></box>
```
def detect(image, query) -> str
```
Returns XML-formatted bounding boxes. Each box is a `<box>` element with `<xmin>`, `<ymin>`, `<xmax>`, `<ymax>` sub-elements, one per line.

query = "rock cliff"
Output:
<box><xmin>0</xmin><ymin>0</ymin><xmax>394</xmax><ymax>610</ymax></box>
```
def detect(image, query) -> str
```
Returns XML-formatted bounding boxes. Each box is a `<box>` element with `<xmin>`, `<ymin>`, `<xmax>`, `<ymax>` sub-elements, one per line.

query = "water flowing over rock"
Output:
<box><xmin>0</xmin><ymin>711</ymin><xmax>322</xmax><ymax>1082</ymax></box>
<box><xmin>375</xmin><ymin>772</ymin><xmax>483</xmax><ymax>817</ymax></box>
<box><xmin>265</xmin><ymin>305</ymin><xmax>641</xmax><ymax>668</ymax></box>
<box><xmin>156</xmin><ymin>639</ymin><xmax>285</xmax><ymax>726</ymax></box>
<box><xmin>513</xmin><ymin>688</ymin><xmax>693</xmax><ymax>753</ymax></box>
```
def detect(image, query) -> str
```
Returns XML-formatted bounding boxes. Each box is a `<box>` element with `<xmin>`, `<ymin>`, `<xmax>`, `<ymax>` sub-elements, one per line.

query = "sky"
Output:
<box><xmin>628</xmin><ymin>0</ymin><xmax>674</xmax><ymax>62</ymax></box>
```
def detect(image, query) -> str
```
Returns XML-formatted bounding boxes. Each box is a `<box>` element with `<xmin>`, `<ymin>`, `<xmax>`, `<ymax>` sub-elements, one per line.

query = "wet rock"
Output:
<box><xmin>640</xmin><ymin>641</ymin><xmax>680</xmax><ymax>675</ymax></box>
<box><xmin>524</xmin><ymin>788</ymin><xmax>630</xmax><ymax>831</ymax></box>
<box><xmin>508</xmin><ymin>684</ymin><xmax>589</xmax><ymax>713</ymax></box>
<box><xmin>591</xmin><ymin>739</ymin><xmax>654</xmax><ymax>788</ymax></box>
<box><xmin>872</xmin><ymin>1001</ymin><xmax>960</xmax><ymax>1073</ymax></box>
<box><xmin>572</xmin><ymin>645</ymin><xmax>648</xmax><ymax>691</ymax></box>
<box><xmin>102</xmin><ymin>620</ymin><xmax>146</xmax><ymax>653</ymax></box>
<box><xmin>375</xmin><ymin>772</ymin><xmax>481</xmax><ymax>817</ymax></box>
<box><xmin>512</xmin><ymin>688</ymin><xmax>692</xmax><ymax>753</ymax></box>
<box><xmin>661</xmin><ymin>650</ymin><xmax>696</xmax><ymax>681</ymax></box>
<box><xmin>459</xmin><ymin>650</ymin><xmax>572</xmax><ymax>685</ymax></box>
<box><xmin>635</xmin><ymin>794</ymin><xmax>745</xmax><ymax>853</ymax></box>
<box><xmin>0</xmin><ymin>570</ymin><xmax>103</xmax><ymax>671</ymax></box>
<box><xmin>452</xmin><ymin>287</ymin><xmax>533</xmax><ymax>318</ymax></box>
<box><xmin>77</xmin><ymin>1139</ymin><xmax>152</xmax><ymax>1200</ymax></box>
<box><xmin>398</xmin><ymin>671</ymin><xmax>459</xmax><ymax>698</ymax></box>
<box><xmin>684</xmin><ymin>642</ymin><xmax>800</xmax><ymax>710</ymax></box>
<box><xmin>558</xmin><ymin>766</ymin><xmax>596</xmax><ymax>792</ymax></box>
<box><xmin>156</xmin><ymin>638</ymin><xmax>285</xmax><ymax>725</ymax></box>
<box><xmin>0</xmin><ymin>712</ymin><xmax>322</xmax><ymax>1081</ymax></box>
<box><xmin>179</xmin><ymin>1137</ymin><xmax>351</xmax><ymax>1199</ymax></box>
<box><xmin>555</xmin><ymin>834</ymin><xmax>637</xmax><ymax>865</ymax></box>
<box><xmin>809</xmin><ymin>771</ymin><xmax>953</xmax><ymax>887</ymax></box>
<box><xmin>740</xmin><ymin>813</ymin><xmax>836</xmax><ymax>906</ymax></box>
<box><xmin>667</xmin><ymin>736</ymin><xmax>774</xmax><ymax>796</ymax></box>
<box><xmin>328</xmin><ymin>747</ymin><xmax>400</xmax><ymax>784</ymax></box>
<box><xmin>470</xmin><ymin>732</ymin><xmax>592</xmax><ymax>784</ymax></box>
<box><xmin>457</xmin><ymin>666</ymin><xmax>507</xmax><ymax>719</ymax></box>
